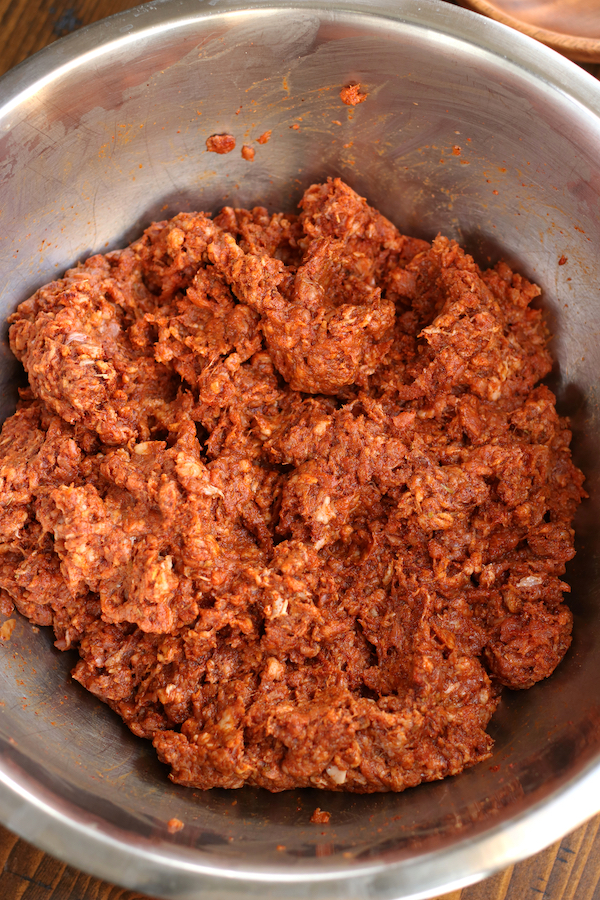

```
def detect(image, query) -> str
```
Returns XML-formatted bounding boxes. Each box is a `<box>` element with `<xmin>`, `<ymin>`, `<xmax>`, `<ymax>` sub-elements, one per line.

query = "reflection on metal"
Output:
<box><xmin>1</xmin><ymin>1</ymin><xmax>600</xmax><ymax>898</ymax></box>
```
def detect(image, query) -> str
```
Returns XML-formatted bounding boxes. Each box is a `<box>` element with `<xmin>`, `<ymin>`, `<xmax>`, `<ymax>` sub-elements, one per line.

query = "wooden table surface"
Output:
<box><xmin>1</xmin><ymin>1</ymin><xmax>600</xmax><ymax>898</ymax></box>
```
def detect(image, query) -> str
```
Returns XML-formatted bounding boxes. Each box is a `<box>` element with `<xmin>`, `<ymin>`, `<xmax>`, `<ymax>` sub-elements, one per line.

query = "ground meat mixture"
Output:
<box><xmin>0</xmin><ymin>178</ymin><xmax>585</xmax><ymax>793</ymax></box>
<box><xmin>206</xmin><ymin>134</ymin><xmax>236</xmax><ymax>154</ymax></box>
<box><xmin>340</xmin><ymin>83</ymin><xmax>368</xmax><ymax>106</ymax></box>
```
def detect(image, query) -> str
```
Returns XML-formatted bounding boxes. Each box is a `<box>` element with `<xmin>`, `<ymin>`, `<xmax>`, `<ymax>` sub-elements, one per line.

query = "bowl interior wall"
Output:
<box><xmin>1</xmin><ymin>0</ymin><xmax>600</xmax><ymax>881</ymax></box>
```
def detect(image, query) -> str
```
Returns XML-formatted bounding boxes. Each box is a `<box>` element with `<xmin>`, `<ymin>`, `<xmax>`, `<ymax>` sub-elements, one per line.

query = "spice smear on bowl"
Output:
<box><xmin>0</xmin><ymin>178</ymin><xmax>584</xmax><ymax>792</ymax></box>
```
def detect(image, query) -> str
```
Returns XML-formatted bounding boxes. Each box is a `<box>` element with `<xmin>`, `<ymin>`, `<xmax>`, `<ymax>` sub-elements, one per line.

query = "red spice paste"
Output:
<box><xmin>0</xmin><ymin>178</ymin><xmax>584</xmax><ymax>792</ymax></box>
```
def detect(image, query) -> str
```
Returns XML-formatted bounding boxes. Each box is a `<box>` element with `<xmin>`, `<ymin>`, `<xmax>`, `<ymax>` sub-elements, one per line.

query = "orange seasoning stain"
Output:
<box><xmin>290</xmin><ymin>124</ymin><xmax>300</xmax><ymax>130</ymax></box>
<box><xmin>558</xmin><ymin>255</ymin><xmax>568</xmax><ymax>266</ymax></box>
<box><xmin>0</xmin><ymin>619</ymin><xmax>16</xmax><ymax>641</ymax></box>
<box><xmin>257</xmin><ymin>130</ymin><xmax>271</xmax><ymax>144</ymax></box>
<box><xmin>340</xmin><ymin>83</ymin><xmax>367</xmax><ymax>106</ymax></box>
<box><xmin>206</xmin><ymin>134</ymin><xmax>236</xmax><ymax>154</ymax></box>
<box><xmin>310</xmin><ymin>808</ymin><xmax>331</xmax><ymax>825</ymax></box>
<box><xmin>167</xmin><ymin>818</ymin><xmax>184</xmax><ymax>833</ymax></box>
<box><xmin>452</xmin><ymin>145</ymin><xmax>461</xmax><ymax>156</ymax></box>
<box><xmin>241</xmin><ymin>145</ymin><xmax>255</xmax><ymax>161</ymax></box>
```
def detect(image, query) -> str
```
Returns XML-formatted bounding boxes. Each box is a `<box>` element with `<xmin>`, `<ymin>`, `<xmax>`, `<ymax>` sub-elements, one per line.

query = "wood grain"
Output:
<box><xmin>458</xmin><ymin>0</ymin><xmax>600</xmax><ymax>62</ymax></box>
<box><xmin>1</xmin><ymin>0</ymin><xmax>600</xmax><ymax>898</ymax></box>
<box><xmin>477</xmin><ymin>0</ymin><xmax>600</xmax><ymax>37</ymax></box>
<box><xmin>0</xmin><ymin>0</ymin><xmax>142</xmax><ymax>79</ymax></box>
<box><xmin>2</xmin><ymin>815</ymin><xmax>600</xmax><ymax>900</ymax></box>
<box><xmin>0</xmin><ymin>822</ymin><xmax>152</xmax><ymax>899</ymax></box>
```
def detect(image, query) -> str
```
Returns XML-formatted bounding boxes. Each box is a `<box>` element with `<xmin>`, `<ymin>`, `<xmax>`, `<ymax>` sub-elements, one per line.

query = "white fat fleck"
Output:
<box><xmin>309</xmin><ymin>775</ymin><xmax>328</xmax><ymax>787</ymax></box>
<box><xmin>200</xmin><ymin>483</ymin><xmax>224</xmax><ymax>498</ymax></box>
<box><xmin>265</xmin><ymin>657</ymin><xmax>285</xmax><ymax>680</ymax></box>
<box><xmin>326</xmin><ymin>765</ymin><xmax>347</xmax><ymax>785</ymax></box>
<box><xmin>314</xmin><ymin>495</ymin><xmax>336</xmax><ymax>524</ymax></box>
<box><xmin>134</xmin><ymin>442</ymin><xmax>153</xmax><ymax>455</ymax></box>
<box><xmin>65</xmin><ymin>332</ymin><xmax>89</xmax><ymax>344</ymax></box>
<box><xmin>217</xmin><ymin>709</ymin><xmax>236</xmax><ymax>731</ymax></box>
<box><xmin>271</xmin><ymin>594</ymin><xmax>289</xmax><ymax>617</ymax></box>
<box><xmin>517</xmin><ymin>576</ymin><xmax>543</xmax><ymax>589</ymax></box>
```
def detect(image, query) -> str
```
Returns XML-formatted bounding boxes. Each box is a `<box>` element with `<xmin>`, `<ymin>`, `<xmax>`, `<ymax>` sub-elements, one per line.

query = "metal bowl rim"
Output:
<box><xmin>1</xmin><ymin>0</ymin><xmax>600</xmax><ymax>896</ymax></box>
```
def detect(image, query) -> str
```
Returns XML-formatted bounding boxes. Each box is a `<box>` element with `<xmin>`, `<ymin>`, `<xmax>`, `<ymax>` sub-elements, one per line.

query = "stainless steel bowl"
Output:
<box><xmin>1</xmin><ymin>2</ymin><xmax>600</xmax><ymax>897</ymax></box>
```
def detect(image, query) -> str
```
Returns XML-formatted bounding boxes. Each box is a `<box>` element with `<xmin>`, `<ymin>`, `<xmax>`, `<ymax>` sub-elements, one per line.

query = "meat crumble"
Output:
<box><xmin>0</xmin><ymin>178</ymin><xmax>584</xmax><ymax>793</ymax></box>
<box><xmin>206</xmin><ymin>133</ymin><xmax>236</xmax><ymax>154</ymax></box>
<box><xmin>340</xmin><ymin>83</ymin><xmax>368</xmax><ymax>106</ymax></box>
